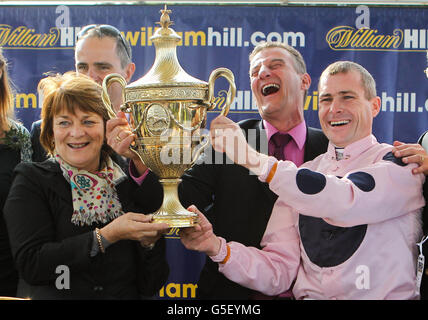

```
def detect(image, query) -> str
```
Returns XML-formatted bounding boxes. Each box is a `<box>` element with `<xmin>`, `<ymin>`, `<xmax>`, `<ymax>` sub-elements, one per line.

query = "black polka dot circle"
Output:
<box><xmin>296</xmin><ymin>169</ymin><xmax>327</xmax><ymax>194</ymax></box>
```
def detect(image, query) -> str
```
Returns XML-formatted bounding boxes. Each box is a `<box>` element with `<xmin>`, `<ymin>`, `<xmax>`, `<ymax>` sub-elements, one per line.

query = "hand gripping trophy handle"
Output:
<box><xmin>101</xmin><ymin>74</ymin><xmax>142</xmax><ymax>160</ymax></box>
<box><xmin>101</xmin><ymin>73</ymin><xmax>127</xmax><ymax>119</ymax></box>
<box><xmin>190</xmin><ymin>67</ymin><xmax>236</xmax><ymax>166</ymax></box>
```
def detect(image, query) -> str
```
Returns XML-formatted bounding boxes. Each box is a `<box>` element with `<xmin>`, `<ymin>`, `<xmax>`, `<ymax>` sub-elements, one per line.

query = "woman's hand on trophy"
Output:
<box><xmin>392</xmin><ymin>140</ymin><xmax>428</xmax><ymax>175</ymax></box>
<box><xmin>106</xmin><ymin>112</ymin><xmax>138</xmax><ymax>160</ymax></box>
<box><xmin>100</xmin><ymin>212</ymin><xmax>169</xmax><ymax>245</ymax></box>
<box><xmin>179</xmin><ymin>205</ymin><xmax>221</xmax><ymax>257</ymax></box>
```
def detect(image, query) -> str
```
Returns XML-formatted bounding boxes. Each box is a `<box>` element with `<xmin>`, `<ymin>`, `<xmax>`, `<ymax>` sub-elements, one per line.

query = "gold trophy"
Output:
<box><xmin>101</xmin><ymin>5</ymin><xmax>236</xmax><ymax>227</ymax></box>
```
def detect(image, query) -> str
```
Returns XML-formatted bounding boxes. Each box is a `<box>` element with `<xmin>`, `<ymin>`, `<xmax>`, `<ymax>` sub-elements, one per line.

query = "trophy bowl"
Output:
<box><xmin>102</xmin><ymin>6</ymin><xmax>236</xmax><ymax>227</ymax></box>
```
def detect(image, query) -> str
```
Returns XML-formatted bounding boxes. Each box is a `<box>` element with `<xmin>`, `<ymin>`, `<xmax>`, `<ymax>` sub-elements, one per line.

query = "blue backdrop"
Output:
<box><xmin>1</xmin><ymin>4</ymin><xmax>427</xmax><ymax>299</ymax></box>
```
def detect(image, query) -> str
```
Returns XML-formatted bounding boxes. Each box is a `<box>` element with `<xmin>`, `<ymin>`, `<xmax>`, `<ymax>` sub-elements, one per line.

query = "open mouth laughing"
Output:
<box><xmin>262</xmin><ymin>83</ymin><xmax>280</xmax><ymax>96</ymax></box>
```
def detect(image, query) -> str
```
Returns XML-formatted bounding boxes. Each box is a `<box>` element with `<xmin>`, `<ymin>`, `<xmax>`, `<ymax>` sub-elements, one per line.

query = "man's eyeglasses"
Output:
<box><xmin>76</xmin><ymin>24</ymin><xmax>131</xmax><ymax>59</ymax></box>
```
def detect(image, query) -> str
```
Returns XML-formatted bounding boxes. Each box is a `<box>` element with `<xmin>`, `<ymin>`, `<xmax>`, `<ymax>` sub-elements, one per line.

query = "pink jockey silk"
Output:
<box><xmin>215</xmin><ymin>135</ymin><xmax>425</xmax><ymax>300</ymax></box>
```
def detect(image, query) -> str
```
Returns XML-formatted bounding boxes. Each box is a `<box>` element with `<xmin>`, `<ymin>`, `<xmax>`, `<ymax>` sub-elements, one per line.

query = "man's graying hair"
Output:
<box><xmin>249</xmin><ymin>42</ymin><xmax>307</xmax><ymax>75</ymax></box>
<box><xmin>320</xmin><ymin>61</ymin><xmax>377</xmax><ymax>100</ymax></box>
<box><xmin>77</xmin><ymin>26</ymin><xmax>132</xmax><ymax>68</ymax></box>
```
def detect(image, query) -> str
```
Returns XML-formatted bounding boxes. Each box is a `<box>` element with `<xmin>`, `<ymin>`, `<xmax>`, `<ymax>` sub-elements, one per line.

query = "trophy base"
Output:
<box><xmin>152</xmin><ymin>212</ymin><xmax>199</xmax><ymax>228</ymax></box>
<box><xmin>150</xmin><ymin>178</ymin><xmax>199</xmax><ymax>228</ymax></box>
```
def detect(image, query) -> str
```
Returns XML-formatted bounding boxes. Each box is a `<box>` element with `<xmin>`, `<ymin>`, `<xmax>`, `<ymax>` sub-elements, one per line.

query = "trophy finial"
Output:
<box><xmin>157</xmin><ymin>4</ymin><xmax>173</xmax><ymax>29</ymax></box>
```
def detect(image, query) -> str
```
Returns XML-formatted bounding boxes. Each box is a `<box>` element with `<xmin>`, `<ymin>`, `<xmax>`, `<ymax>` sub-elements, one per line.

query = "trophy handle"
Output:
<box><xmin>101</xmin><ymin>73</ymin><xmax>142</xmax><ymax>160</ymax></box>
<box><xmin>207</xmin><ymin>67</ymin><xmax>236</xmax><ymax>116</ymax></box>
<box><xmin>101</xmin><ymin>73</ymin><xmax>127</xmax><ymax>119</ymax></box>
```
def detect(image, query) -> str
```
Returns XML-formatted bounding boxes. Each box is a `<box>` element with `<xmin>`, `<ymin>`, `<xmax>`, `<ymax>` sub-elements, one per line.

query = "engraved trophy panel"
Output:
<box><xmin>130</xmin><ymin>99</ymin><xmax>207</xmax><ymax>180</ymax></box>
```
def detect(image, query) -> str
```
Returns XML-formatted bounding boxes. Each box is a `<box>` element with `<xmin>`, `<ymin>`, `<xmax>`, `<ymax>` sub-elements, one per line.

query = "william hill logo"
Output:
<box><xmin>0</xmin><ymin>25</ymin><xmax>60</xmax><ymax>48</ymax></box>
<box><xmin>326</xmin><ymin>26</ymin><xmax>428</xmax><ymax>51</ymax></box>
<box><xmin>326</xmin><ymin>26</ymin><xmax>402</xmax><ymax>51</ymax></box>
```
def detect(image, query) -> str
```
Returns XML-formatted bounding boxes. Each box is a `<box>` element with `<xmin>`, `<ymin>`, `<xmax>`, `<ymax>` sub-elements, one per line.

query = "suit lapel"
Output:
<box><xmin>304</xmin><ymin>127</ymin><xmax>328</xmax><ymax>162</ymax></box>
<box><xmin>245</xmin><ymin>120</ymin><xmax>269</xmax><ymax>155</ymax></box>
<box><xmin>243</xmin><ymin>120</ymin><xmax>277</xmax><ymax>203</ymax></box>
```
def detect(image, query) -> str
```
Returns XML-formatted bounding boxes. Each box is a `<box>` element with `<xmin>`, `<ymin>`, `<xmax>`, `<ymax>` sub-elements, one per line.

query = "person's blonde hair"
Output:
<box><xmin>38</xmin><ymin>71</ymin><xmax>112</xmax><ymax>158</ymax></box>
<box><xmin>0</xmin><ymin>48</ymin><xmax>14</xmax><ymax>132</ymax></box>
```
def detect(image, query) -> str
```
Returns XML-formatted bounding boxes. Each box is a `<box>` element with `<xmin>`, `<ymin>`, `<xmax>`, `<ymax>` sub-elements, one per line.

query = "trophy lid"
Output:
<box><xmin>127</xmin><ymin>5</ymin><xmax>208</xmax><ymax>101</ymax></box>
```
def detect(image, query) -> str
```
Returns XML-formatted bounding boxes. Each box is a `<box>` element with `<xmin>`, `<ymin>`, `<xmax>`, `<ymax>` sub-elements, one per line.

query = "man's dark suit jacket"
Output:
<box><xmin>4</xmin><ymin>159</ymin><xmax>168</xmax><ymax>299</ymax></box>
<box><xmin>138</xmin><ymin>119</ymin><xmax>329</xmax><ymax>299</ymax></box>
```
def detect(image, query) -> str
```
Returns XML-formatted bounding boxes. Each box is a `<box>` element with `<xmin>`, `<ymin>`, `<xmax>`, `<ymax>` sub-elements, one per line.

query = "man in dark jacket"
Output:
<box><xmin>106</xmin><ymin>42</ymin><xmax>329</xmax><ymax>299</ymax></box>
<box><xmin>393</xmin><ymin>131</ymin><xmax>428</xmax><ymax>300</ymax></box>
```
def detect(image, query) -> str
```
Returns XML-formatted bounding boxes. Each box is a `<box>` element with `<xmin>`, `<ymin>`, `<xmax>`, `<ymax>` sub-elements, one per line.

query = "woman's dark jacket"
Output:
<box><xmin>3</xmin><ymin>158</ymin><xmax>169</xmax><ymax>299</ymax></box>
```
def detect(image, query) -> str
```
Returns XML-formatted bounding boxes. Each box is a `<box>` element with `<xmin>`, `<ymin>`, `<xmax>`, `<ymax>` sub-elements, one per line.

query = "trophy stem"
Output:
<box><xmin>151</xmin><ymin>178</ymin><xmax>198</xmax><ymax>228</ymax></box>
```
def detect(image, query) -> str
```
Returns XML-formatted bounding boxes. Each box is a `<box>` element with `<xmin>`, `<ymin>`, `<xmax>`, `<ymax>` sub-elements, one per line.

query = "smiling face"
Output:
<box><xmin>318</xmin><ymin>69</ymin><xmax>380</xmax><ymax>148</ymax></box>
<box><xmin>53</xmin><ymin>108</ymin><xmax>105</xmax><ymax>172</ymax></box>
<box><xmin>249</xmin><ymin>47</ymin><xmax>310</xmax><ymax>131</ymax></box>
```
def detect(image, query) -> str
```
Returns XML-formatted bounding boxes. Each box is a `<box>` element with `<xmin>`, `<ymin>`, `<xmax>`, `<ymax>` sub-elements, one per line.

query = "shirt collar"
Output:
<box><xmin>263</xmin><ymin>119</ymin><xmax>307</xmax><ymax>151</ymax></box>
<box><xmin>327</xmin><ymin>134</ymin><xmax>378</xmax><ymax>161</ymax></box>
